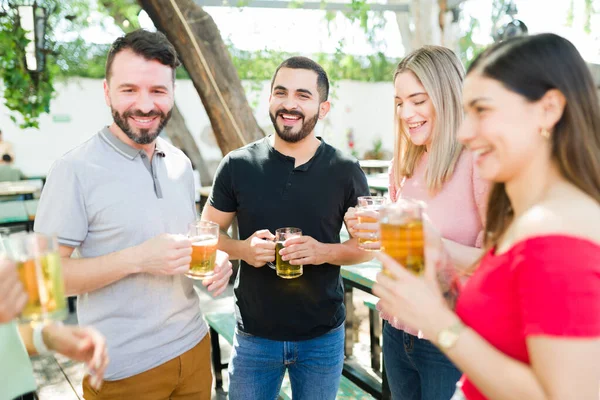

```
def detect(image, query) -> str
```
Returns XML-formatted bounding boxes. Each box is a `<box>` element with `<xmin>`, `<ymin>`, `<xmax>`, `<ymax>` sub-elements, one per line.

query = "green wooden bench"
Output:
<box><xmin>0</xmin><ymin>200</ymin><xmax>31</xmax><ymax>230</ymax></box>
<box><xmin>24</xmin><ymin>199</ymin><xmax>39</xmax><ymax>221</ymax></box>
<box><xmin>363</xmin><ymin>299</ymin><xmax>382</xmax><ymax>372</ymax></box>
<box><xmin>205</xmin><ymin>312</ymin><xmax>375</xmax><ymax>400</ymax></box>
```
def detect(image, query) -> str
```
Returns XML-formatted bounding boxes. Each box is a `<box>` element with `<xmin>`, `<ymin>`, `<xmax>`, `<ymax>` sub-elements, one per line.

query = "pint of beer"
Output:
<box><xmin>274</xmin><ymin>227</ymin><xmax>302</xmax><ymax>279</ymax></box>
<box><xmin>379</xmin><ymin>199</ymin><xmax>426</xmax><ymax>276</ymax></box>
<box><xmin>1</xmin><ymin>233</ymin><xmax>68</xmax><ymax>322</ymax></box>
<box><xmin>356</xmin><ymin>196</ymin><xmax>386</xmax><ymax>251</ymax></box>
<box><xmin>187</xmin><ymin>221</ymin><xmax>219</xmax><ymax>279</ymax></box>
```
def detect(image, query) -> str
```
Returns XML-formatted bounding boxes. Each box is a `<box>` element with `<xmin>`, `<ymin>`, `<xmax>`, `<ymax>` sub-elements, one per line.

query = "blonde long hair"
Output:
<box><xmin>392</xmin><ymin>46</ymin><xmax>465</xmax><ymax>192</ymax></box>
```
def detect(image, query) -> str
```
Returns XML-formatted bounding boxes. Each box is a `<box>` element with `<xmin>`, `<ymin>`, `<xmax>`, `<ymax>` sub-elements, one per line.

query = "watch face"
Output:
<box><xmin>439</xmin><ymin>331</ymin><xmax>456</xmax><ymax>348</ymax></box>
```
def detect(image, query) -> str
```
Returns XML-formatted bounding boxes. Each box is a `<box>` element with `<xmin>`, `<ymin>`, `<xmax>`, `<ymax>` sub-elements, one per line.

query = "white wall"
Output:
<box><xmin>0</xmin><ymin>78</ymin><xmax>395</xmax><ymax>176</ymax></box>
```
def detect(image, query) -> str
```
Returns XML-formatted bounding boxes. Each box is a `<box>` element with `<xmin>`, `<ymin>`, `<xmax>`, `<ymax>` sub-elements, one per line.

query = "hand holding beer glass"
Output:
<box><xmin>1</xmin><ymin>232</ymin><xmax>68</xmax><ymax>322</ymax></box>
<box><xmin>186</xmin><ymin>221</ymin><xmax>219</xmax><ymax>279</ymax></box>
<box><xmin>379</xmin><ymin>199</ymin><xmax>426</xmax><ymax>277</ymax></box>
<box><xmin>355</xmin><ymin>196</ymin><xmax>386</xmax><ymax>251</ymax></box>
<box><xmin>0</xmin><ymin>257</ymin><xmax>28</xmax><ymax>323</ymax></box>
<box><xmin>269</xmin><ymin>227</ymin><xmax>303</xmax><ymax>279</ymax></box>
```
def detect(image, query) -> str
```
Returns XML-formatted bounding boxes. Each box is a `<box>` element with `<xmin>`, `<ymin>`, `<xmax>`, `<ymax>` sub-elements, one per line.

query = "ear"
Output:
<box><xmin>540</xmin><ymin>89</ymin><xmax>566</xmax><ymax>131</ymax></box>
<box><xmin>103</xmin><ymin>79</ymin><xmax>111</xmax><ymax>107</ymax></box>
<box><xmin>318</xmin><ymin>101</ymin><xmax>331</xmax><ymax>119</ymax></box>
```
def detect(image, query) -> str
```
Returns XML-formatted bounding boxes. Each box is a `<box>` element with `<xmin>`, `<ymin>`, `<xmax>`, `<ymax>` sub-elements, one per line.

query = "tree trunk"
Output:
<box><xmin>390</xmin><ymin>0</ymin><xmax>462</xmax><ymax>55</ymax></box>
<box><xmin>166</xmin><ymin>105</ymin><xmax>213</xmax><ymax>186</ymax></box>
<box><xmin>138</xmin><ymin>0</ymin><xmax>265</xmax><ymax>155</ymax></box>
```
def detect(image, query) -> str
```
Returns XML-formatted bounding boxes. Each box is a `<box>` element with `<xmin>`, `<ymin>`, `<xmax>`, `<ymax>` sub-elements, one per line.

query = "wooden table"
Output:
<box><xmin>0</xmin><ymin>181</ymin><xmax>40</xmax><ymax>200</ymax></box>
<box><xmin>0</xmin><ymin>199</ymin><xmax>39</xmax><ymax>231</ymax></box>
<box><xmin>366</xmin><ymin>174</ymin><xmax>388</xmax><ymax>196</ymax></box>
<box><xmin>341</xmin><ymin>259</ymin><xmax>391</xmax><ymax>399</ymax></box>
<box><xmin>359</xmin><ymin>160</ymin><xmax>391</xmax><ymax>175</ymax></box>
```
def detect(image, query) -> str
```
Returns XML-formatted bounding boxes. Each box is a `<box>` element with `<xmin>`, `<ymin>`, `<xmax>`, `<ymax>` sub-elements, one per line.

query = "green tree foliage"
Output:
<box><xmin>0</xmin><ymin>0</ymin><xmax>92</xmax><ymax>128</ymax></box>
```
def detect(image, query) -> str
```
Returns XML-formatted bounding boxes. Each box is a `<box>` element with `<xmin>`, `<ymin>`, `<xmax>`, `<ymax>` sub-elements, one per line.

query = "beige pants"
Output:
<box><xmin>83</xmin><ymin>335</ymin><xmax>212</xmax><ymax>400</ymax></box>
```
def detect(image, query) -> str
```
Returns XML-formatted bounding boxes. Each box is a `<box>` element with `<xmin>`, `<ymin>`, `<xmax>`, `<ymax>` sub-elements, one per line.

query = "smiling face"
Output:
<box><xmin>103</xmin><ymin>49</ymin><xmax>174</xmax><ymax>145</ymax></box>
<box><xmin>394</xmin><ymin>71</ymin><xmax>436</xmax><ymax>148</ymax></box>
<box><xmin>459</xmin><ymin>72</ymin><xmax>548</xmax><ymax>182</ymax></box>
<box><xmin>268</xmin><ymin>67</ymin><xmax>329</xmax><ymax>143</ymax></box>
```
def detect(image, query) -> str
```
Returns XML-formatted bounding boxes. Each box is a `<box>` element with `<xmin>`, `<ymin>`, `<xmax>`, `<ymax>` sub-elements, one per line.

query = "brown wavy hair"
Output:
<box><xmin>467</xmin><ymin>33</ymin><xmax>600</xmax><ymax>248</ymax></box>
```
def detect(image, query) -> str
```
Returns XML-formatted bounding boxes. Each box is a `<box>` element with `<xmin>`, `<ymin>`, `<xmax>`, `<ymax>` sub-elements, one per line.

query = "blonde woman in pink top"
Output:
<box><xmin>346</xmin><ymin>46</ymin><xmax>489</xmax><ymax>400</ymax></box>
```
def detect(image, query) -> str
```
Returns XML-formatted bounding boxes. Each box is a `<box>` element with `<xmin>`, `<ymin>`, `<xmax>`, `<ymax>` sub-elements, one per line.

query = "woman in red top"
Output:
<box><xmin>374</xmin><ymin>33</ymin><xmax>600</xmax><ymax>400</ymax></box>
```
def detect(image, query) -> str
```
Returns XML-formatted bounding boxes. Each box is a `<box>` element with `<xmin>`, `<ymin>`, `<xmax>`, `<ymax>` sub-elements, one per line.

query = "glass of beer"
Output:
<box><xmin>274</xmin><ymin>227</ymin><xmax>303</xmax><ymax>279</ymax></box>
<box><xmin>379</xmin><ymin>199</ymin><xmax>426</xmax><ymax>277</ymax></box>
<box><xmin>356</xmin><ymin>196</ymin><xmax>386</xmax><ymax>251</ymax></box>
<box><xmin>186</xmin><ymin>221</ymin><xmax>219</xmax><ymax>279</ymax></box>
<box><xmin>1</xmin><ymin>232</ymin><xmax>68</xmax><ymax>322</ymax></box>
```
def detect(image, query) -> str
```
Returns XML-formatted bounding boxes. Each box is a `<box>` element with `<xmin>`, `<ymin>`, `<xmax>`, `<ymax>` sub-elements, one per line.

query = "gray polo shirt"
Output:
<box><xmin>34</xmin><ymin>127</ymin><xmax>207</xmax><ymax>380</ymax></box>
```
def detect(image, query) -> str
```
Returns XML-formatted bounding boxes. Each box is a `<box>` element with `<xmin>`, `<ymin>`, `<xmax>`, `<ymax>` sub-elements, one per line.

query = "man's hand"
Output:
<box><xmin>202</xmin><ymin>250</ymin><xmax>233</xmax><ymax>296</ymax></box>
<box><xmin>243</xmin><ymin>229</ymin><xmax>276</xmax><ymax>267</ymax></box>
<box><xmin>135</xmin><ymin>234</ymin><xmax>192</xmax><ymax>275</ymax></box>
<box><xmin>0</xmin><ymin>258</ymin><xmax>27</xmax><ymax>323</ymax></box>
<box><xmin>42</xmin><ymin>323</ymin><xmax>109</xmax><ymax>390</ymax></box>
<box><xmin>279</xmin><ymin>236</ymin><xmax>329</xmax><ymax>266</ymax></box>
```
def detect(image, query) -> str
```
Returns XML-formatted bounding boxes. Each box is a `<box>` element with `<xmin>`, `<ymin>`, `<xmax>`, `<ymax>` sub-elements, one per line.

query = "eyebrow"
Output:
<box><xmin>116</xmin><ymin>83</ymin><xmax>170</xmax><ymax>91</ymax></box>
<box><xmin>468</xmin><ymin>97</ymin><xmax>492</xmax><ymax>107</ymax></box>
<box><xmin>395</xmin><ymin>92</ymin><xmax>428</xmax><ymax>100</ymax></box>
<box><xmin>273</xmin><ymin>85</ymin><xmax>313</xmax><ymax>97</ymax></box>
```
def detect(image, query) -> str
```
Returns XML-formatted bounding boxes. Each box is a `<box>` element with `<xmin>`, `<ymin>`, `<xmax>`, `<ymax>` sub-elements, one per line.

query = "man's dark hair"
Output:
<box><xmin>2</xmin><ymin>154</ymin><xmax>12</xmax><ymax>163</ymax></box>
<box><xmin>105</xmin><ymin>29</ymin><xmax>181</xmax><ymax>82</ymax></box>
<box><xmin>271</xmin><ymin>56</ymin><xmax>329</xmax><ymax>102</ymax></box>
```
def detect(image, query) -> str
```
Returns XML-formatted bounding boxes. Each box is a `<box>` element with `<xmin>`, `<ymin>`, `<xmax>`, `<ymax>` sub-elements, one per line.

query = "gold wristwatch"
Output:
<box><xmin>437</xmin><ymin>319</ymin><xmax>466</xmax><ymax>350</ymax></box>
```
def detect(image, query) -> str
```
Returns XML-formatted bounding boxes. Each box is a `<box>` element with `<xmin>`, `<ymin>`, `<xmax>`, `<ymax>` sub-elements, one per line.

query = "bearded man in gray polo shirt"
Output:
<box><xmin>34</xmin><ymin>29</ymin><xmax>232</xmax><ymax>399</ymax></box>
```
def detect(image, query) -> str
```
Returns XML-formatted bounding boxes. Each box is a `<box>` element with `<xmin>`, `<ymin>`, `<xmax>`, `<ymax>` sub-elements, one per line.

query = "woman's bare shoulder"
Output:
<box><xmin>512</xmin><ymin>185</ymin><xmax>600</xmax><ymax>245</ymax></box>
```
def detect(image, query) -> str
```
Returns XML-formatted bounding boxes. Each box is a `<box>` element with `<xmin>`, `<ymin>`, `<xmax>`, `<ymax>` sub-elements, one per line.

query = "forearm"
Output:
<box><xmin>18</xmin><ymin>324</ymin><xmax>36</xmax><ymax>356</ymax></box>
<box><xmin>323</xmin><ymin>238</ymin><xmax>373</xmax><ymax>266</ymax></box>
<box><xmin>62</xmin><ymin>246</ymin><xmax>141</xmax><ymax>296</ymax></box>
<box><xmin>433</xmin><ymin>312</ymin><xmax>548</xmax><ymax>400</ymax></box>
<box><xmin>217</xmin><ymin>231</ymin><xmax>247</xmax><ymax>261</ymax></box>
<box><xmin>441</xmin><ymin>239</ymin><xmax>483</xmax><ymax>273</ymax></box>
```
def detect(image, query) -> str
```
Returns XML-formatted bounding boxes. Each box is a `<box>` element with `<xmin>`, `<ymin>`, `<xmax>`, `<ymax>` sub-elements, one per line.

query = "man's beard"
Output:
<box><xmin>269</xmin><ymin>109</ymin><xmax>319</xmax><ymax>144</ymax></box>
<box><xmin>112</xmin><ymin>108</ymin><xmax>172</xmax><ymax>145</ymax></box>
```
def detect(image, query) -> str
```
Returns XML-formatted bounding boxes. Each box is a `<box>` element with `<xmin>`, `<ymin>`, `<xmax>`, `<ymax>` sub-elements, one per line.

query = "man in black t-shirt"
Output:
<box><xmin>202</xmin><ymin>56</ymin><xmax>371</xmax><ymax>399</ymax></box>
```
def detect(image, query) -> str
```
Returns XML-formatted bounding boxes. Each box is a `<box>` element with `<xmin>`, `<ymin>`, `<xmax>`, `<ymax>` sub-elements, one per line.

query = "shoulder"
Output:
<box><xmin>50</xmin><ymin>134</ymin><xmax>103</xmax><ymax>172</ymax></box>
<box><xmin>157</xmin><ymin>137</ymin><xmax>185</xmax><ymax>158</ymax></box>
<box><xmin>511</xmin><ymin>184</ymin><xmax>600</xmax><ymax>247</ymax></box>
<box><xmin>321</xmin><ymin>141</ymin><xmax>362</xmax><ymax>170</ymax></box>
<box><xmin>449</xmin><ymin>149</ymin><xmax>476</xmax><ymax>182</ymax></box>
<box><xmin>225</xmin><ymin>138</ymin><xmax>268</xmax><ymax>163</ymax></box>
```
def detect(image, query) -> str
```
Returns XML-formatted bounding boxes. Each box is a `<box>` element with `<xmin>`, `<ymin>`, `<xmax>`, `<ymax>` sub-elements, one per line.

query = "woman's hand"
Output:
<box><xmin>344</xmin><ymin>207</ymin><xmax>359</xmax><ymax>237</ymax></box>
<box><xmin>353</xmin><ymin>208</ymin><xmax>381</xmax><ymax>250</ymax></box>
<box><xmin>345</xmin><ymin>207</ymin><xmax>381</xmax><ymax>250</ymax></box>
<box><xmin>373</xmin><ymin>220</ymin><xmax>459</xmax><ymax>338</ymax></box>
<box><xmin>43</xmin><ymin>324</ymin><xmax>109</xmax><ymax>390</ymax></box>
<box><xmin>0</xmin><ymin>258</ymin><xmax>27</xmax><ymax>323</ymax></box>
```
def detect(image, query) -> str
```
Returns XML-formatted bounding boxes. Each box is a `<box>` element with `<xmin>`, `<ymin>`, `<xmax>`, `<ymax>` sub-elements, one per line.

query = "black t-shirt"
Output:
<box><xmin>209</xmin><ymin>136</ymin><xmax>369</xmax><ymax>341</ymax></box>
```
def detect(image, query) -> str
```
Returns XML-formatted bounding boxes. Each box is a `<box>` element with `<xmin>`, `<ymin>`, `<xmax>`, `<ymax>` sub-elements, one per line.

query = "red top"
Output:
<box><xmin>456</xmin><ymin>235</ymin><xmax>600</xmax><ymax>400</ymax></box>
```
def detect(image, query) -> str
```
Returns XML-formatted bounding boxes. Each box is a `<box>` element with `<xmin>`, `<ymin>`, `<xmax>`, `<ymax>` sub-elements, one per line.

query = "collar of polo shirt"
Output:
<box><xmin>100</xmin><ymin>127</ymin><xmax>166</xmax><ymax>160</ymax></box>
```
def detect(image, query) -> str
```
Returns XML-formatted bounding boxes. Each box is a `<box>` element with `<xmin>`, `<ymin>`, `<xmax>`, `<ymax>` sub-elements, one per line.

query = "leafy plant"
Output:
<box><xmin>363</xmin><ymin>137</ymin><xmax>387</xmax><ymax>160</ymax></box>
<box><xmin>0</xmin><ymin>13</ymin><xmax>56</xmax><ymax>129</ymax></box>
<box><xmin>0</xmin><ymin>0</ymin><xmax>93</xmax><ymax>128</ymax></box>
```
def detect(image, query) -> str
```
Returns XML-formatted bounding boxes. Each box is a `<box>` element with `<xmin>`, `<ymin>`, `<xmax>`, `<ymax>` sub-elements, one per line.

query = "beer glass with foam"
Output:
<box><xmin>379</xmin><ymin>199</ymin><xmax>426</xmax><ymax>276</ymax></box>
<box><xmin>187</xmin><ymin>221</ymin><xmax>219</xmax><ymax>279</ymax></box>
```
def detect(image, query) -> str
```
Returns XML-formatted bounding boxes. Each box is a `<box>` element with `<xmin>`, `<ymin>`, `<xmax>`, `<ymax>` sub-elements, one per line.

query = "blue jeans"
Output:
<box><xmin>228</xmin><ymin>323</ymin><xmax>345</xmax><ymax>400</ymax></box>
<box><xmin>383</xmin><ymin>323</ymin><xmax>461</xmax><ymax>400</ymax></box>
